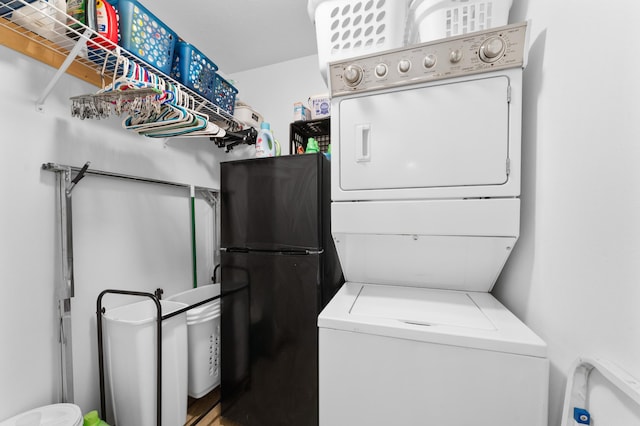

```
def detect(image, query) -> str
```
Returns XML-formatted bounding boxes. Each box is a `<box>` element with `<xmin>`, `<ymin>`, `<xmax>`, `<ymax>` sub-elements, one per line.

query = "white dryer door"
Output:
<box><xmin>338</xmin><ymin>76</ymin><xmax>510</xmax><ymax>192</ymax></box>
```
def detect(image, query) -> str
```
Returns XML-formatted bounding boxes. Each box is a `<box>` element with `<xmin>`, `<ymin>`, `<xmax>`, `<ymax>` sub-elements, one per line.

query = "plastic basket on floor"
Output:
<box><xmin>308</xmin><ymin>0</ymin><xmax>410</xmax><ymax>82</ymax></box>
<box><xmin>166</xmin><ymin>284</ymin><xmax>221</xmax><ymax>399</ymax></box>
<box><xmin>116</xmin><ymin>0</ymin><xmax>178</xmax><ymax>74</ymax></box>
<box><xmin>213</xmin><ymin>74</ymin><xmax>238</xmax><ymax>115</ymax></box>
<box><xmin>170</xmin><ymin>42</ymin><xmax>219</xmax><ymax>102</ymax></box>
<box><xmin>103</xmin><ymin>299</ymin><xmax>188</xmax><ymax>426</ymax></box>
<box><xmin>408</xmin><ymin>0</ymin><xmax>512</xmax><ymax>43</ymax></box>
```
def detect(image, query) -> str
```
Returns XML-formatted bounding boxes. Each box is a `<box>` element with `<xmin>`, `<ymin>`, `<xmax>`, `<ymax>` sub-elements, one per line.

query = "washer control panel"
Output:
<box><xmin>329</xmin><ymin>22</ymin><xmax>528</xmax><ymax>97</ymax></box>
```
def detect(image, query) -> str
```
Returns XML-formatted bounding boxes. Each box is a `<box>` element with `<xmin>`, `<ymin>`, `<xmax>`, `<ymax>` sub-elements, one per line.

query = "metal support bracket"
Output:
<box><xmin>36</xmin><ymin>28</ymin><xmax>92</xmax><ymax>113</ymax></box>
<box><xmin>52</xmin><ymin>162</ymin><xmax>88</xmax><ymax>403</ymax></box>
<box><xmin>199</xmin><ymin>190</ymin><xmax>221</xmax><ymax>278</ymax></box>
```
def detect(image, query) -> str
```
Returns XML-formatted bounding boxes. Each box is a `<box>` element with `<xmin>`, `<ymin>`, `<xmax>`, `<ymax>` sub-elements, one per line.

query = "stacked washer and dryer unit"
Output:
<box><xmin>319</xmin><ymin>22</ymin><xmax>550</xmax><ymax>425</ymax></box>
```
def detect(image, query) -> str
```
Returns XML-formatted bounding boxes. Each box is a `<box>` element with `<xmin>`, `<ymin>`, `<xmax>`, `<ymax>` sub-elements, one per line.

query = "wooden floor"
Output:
<box><xmin>185</xmin><ymin>387</ymin><xmax>240</xmax><ymax>426</ymax></box>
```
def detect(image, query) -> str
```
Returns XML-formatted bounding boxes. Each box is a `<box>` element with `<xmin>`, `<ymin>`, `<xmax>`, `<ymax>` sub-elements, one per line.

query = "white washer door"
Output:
<box><xmin>338</xmin><ymin>76</ymin><xmax>510</xmax><ymax>191</ymax></box>
<box><xmin>319</xmin><ymin>282</ymin><xmax>547</xmax><ymax>357</ymax></box>
<box><xmin>351</xmin><ymin>284</ymin><xmax>496</xmax><ymax>330</ymax></box>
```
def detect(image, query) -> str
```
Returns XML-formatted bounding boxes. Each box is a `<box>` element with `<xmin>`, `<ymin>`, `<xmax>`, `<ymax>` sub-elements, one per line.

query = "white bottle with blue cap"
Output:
<box><xmin>255</xmin><ymin>122</ymin><xmax>276</xmax><ymax>157</ymax></box>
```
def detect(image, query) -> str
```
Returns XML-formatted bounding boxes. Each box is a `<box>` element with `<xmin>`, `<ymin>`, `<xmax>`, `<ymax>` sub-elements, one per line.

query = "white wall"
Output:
<box><xmin>229</xmin><ymin>54</ymin><xmax>329</xmax><ymax>155</ymax></box>
<box><xmin>493</xmin><ymin>1</ymin><xmax>640</xmax><ymax>424</ymax></box>
<box><xmin>0</xmin><ymin>47</ymin><xmax>251</xmax><ymax>420</ymax></box>
<box><xmin>4</xmin><ymin>1</ymin><xmax>640</xmax><ymax>423</ymax></box>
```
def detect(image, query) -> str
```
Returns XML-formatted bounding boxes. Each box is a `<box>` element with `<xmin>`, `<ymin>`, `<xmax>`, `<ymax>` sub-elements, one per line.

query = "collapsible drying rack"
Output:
<box><xmin>0</xmin><ymin>0</ymin><xmax>256</xmax><ymax>149</ymax></box>
<box><xmin>42</xmin><ymin>161</ymin><xmax>221</xmax><ymax>409</ymax></box>
<box><xmin>96</xmin><ymin>288</ymin><xmax>221</xmax><ymax>426</ymax></box>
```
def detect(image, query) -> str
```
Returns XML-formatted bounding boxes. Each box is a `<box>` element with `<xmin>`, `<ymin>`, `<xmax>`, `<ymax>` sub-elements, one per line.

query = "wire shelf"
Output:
<box><xmin>0</xmin><ymin>0</ymin><xmax>243</xmax><ymax>132</ymax></box>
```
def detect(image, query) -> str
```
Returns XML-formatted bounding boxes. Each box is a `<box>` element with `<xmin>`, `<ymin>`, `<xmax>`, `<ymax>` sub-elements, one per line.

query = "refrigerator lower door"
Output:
<box><xmin>221</xmin><ymin>251</ymin><xmax>323</xmax><ymax>426</ymax></box>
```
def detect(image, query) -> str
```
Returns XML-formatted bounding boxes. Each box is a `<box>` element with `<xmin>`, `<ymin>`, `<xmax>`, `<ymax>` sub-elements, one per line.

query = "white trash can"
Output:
<box><xmin>166</xmin><ymin>284</ymin><xmax>221</xmax><ymax>398</ymax></box>
<box><xmin>103</xmin><ymin>299</ymin><xmax>188</xmax><ymax>426</ymax></box>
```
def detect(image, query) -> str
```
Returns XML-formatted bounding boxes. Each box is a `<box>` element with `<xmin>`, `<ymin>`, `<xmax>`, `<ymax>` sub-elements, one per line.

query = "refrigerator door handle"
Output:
<box><xmin>221</xmin><ymin>247</ymin><xmax>324</xmax><ymax>255</ymax></box>
<box><xmin>221</xmin><ymin>247</ymin><xmax>249</xmax><ymax>253</ymax></box>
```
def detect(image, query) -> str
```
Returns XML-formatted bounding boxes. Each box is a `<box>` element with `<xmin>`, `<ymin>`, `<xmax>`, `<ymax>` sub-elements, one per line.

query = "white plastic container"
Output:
<box><xmin>0</xmin><ymin>404</ymin><xmax>83</xmax><ymax>426</ymax></box>
<box><xmin>234</xmin><ymin>101</ymin><xmax>263</xmax><ymax>130</ymax></box>
<box><xmin>9</xmin><ymin>0</ymin><xmax>67</xmax><ymax>42</ymax></box>
<box><xmin>103</xmin><ymin>300</ymin><xmax>188</xmax><ymax>426</ymax></box>
<box><xmin>408</xmin><ymin>0</ymin><xmax>512</xmax><ymax>43</ymax></box>
<box><xmin>308</xmin><ymin>0</ymin><xmax>410</xmax><ymax>83</ymax></box>
<box><xmin>166</xmin><ymin>284</ymin><xmax>221</xmax><ymax>399</ymax></box>
<box><xmin>255</xmin><ymin>122</ymin><xmax>276</xmax><ymax>157</ymax></box>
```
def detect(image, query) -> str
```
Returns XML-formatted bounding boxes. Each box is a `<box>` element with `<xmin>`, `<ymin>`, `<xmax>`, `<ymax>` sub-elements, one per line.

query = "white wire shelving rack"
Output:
<box><xmin>0</xmin><ymin>0</ymin><xmax>244</xmax><ymax>132</ymax></box>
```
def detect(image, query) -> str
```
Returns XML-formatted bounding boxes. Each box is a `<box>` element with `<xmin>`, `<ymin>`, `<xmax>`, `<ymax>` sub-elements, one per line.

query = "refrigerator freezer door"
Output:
<box><xmin>220</xmin><ymin>251</ymin><xmax>324</xmax><ymax>426</ymax></box>
<box><xmin>221</xmin><ymin>154</ymin><xmax>330</xmax><ymax>251</ymax></box>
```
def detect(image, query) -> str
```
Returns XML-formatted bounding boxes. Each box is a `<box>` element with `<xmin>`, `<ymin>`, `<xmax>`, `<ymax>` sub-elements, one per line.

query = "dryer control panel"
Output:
<box><xmin>329</xmin><ymin>21</ymin><xmax>528</xmax><ymax>97</ymax></box>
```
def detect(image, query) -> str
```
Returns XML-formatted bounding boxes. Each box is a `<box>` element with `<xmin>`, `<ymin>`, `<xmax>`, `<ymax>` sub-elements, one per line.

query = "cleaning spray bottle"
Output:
<box><xmin>255</xmin><ymin>122</ymin><xmax>276</xmax><ymax>157</ymax></box>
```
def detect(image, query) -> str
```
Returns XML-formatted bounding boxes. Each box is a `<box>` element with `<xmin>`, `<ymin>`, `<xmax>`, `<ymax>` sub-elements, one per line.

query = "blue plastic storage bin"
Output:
<box><xmin>213</xmin><ymin>74</ymin><xmax>238</xmax><ymax>115</ymax></box>
<box><xmin>171</xmin><ymin>42</ymin><xmax>219</xmax><ymax>102</ymax></box>
<box><xmin>116</xmin><ymin>0</ymin><xmax>178</xmax><ymax>74</ymax></box>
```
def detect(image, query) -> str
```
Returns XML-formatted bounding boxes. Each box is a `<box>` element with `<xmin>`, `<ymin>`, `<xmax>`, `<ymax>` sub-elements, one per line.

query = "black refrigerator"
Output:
<box><xmin>219</xmin><ymin>153</ymin><xmax>343</xmax><ymax>426</ymax></box>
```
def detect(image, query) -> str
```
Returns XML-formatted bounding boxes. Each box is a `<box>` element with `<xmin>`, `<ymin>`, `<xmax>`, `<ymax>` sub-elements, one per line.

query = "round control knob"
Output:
<box><xmin>449</xmin><ymin>49</ymin><xmax>463</xmax><ymax>63</ymax></box>
<box><xmin>375</xmin><ymin>63</ymin><xmax>388</xmax><ymax>78</ymax></box>
<box><xmin>343</xmin><ymin>65</ymin><xmax>363</xmax><ymax>87</ymax></box>
<box><xmin>398</xmin><ymin>59</ymin><xmax>411</xmax><ymax>74</ymax></box>
<box><xmin>423</xmin><ymin>54</ymin><xmax>437</xmax><ymax>69</ymax></box>
<box><xmin>479</xmin><ymin>37</ymin><xmax>505</xmax><ymax>62</ymax></box>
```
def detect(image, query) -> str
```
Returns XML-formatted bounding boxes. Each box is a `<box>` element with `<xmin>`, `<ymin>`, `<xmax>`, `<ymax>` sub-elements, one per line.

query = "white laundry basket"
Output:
<box><xmin>166</xmin><ymin>284</ymin><xmax>221</xmax><ymax>398</ymax></box>
<box><xmin>9</xmin><ymin>0</ymin><xmax>67</xmax><ymax>41</ymax></box>
<box><xmin>408</xmin><ymin>0</ymin><xmax>512</xmax><ymax>43</ymax></box>
<box><xmin>103</xmin><ymin>299</ymin><xmax>188</xmax><ymax>426</ymax></box>
<box><xmin>0</xmin><ymin>404</ymin><xmax>83</xmax><ymax>426</ymax></box>
<box><xmin>308</xmin><ymin>0</ymin><xmax>410</xmax><ymax>83</ymax></box>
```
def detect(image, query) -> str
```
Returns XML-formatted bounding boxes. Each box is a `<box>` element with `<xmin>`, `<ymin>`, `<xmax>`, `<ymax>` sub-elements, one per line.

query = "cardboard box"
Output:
<box><xmin>308</xmin><ymin>94</ymin><xmax>330</xmax><ymax>119</ymax></box>
<box><xmin>294</xmin><ymin>102</ymin><xmax>310</xmax><ymax>122</ymax></box>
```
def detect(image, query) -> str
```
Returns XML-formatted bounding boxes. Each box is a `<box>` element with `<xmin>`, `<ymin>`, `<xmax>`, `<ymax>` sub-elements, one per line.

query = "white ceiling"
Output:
<box><xmin>149</xmin><ymin>0</ymin><xmax>319</xmax><ymax>75</ymax></box>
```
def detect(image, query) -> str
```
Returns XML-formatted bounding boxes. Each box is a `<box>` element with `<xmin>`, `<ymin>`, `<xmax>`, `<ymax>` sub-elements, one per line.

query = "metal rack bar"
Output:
<box><xmin>96</xmin><ymin>289</ymin><xmax>222</xmax><ymax>425</ymax></box>
<box><xmin>96</xmin><ymin>290</ymin><xmax>163</xmax><ymax>426</ymax></box>
<box><xmin>42</xmin><ymin>162</ymin><xmax>219</xmax><ymax>193</ymax></box>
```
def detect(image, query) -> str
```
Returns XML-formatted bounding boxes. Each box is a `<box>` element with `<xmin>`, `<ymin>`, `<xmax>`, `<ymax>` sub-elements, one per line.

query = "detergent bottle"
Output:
<box><xmin>83</xmin><ymin>410</ymin><xmax>110</xmax><ymax>426</ymax></box>
<box><xmin>305</xmin><ymin>137</ymin><xmax>320</xmax><ymax>154</ymax></box>
<box><xmin>89</xmin><ymin>0</ymin><xmax>118</xmax><ymax>49</ymax></box>
<box><xmin>255</xmin><ymin>122</ymin><xmax>276</xmax><ymax>157</ymax></box>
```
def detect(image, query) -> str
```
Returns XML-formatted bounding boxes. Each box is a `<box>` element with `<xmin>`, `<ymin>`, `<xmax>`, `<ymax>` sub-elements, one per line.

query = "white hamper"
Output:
<box><xmin>408</xmin><ymin>0</ymin><xmax>513</xmax><ymax>43</ymax></box>
<box><xmin>308</xmin><ymin>0</ymin><xmax>410</xmax><ymax>83</ymax></box>
<box><xmin>166</xmin><ymin>284</ymin><xmax>221</xmax><ymax>398</ymax></box>
<box><xmin>103</xmin><ymin>300</ymin><xmax>188</xmax><ymax>426</ymax></box>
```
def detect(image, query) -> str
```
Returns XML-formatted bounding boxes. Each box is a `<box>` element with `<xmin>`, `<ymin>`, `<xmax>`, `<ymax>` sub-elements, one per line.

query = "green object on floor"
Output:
<box><xmin>84</xmin><ymin>410</ymin><xmax>110</xmax><ymax>426</ymax></box>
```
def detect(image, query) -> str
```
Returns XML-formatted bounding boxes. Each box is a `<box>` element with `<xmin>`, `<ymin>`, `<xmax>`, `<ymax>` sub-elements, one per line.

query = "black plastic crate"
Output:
<box><xmin>290</xmin><ymin>118</ymin><xmax>330</xmax><ymax>155</ymax></box>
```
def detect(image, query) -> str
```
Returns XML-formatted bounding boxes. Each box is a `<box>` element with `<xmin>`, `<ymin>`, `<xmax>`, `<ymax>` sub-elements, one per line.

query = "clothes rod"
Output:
<box><xmin>42</xmin><ymin>162</ymin><xmax>218</xmax><ymax>193</ymax></box>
